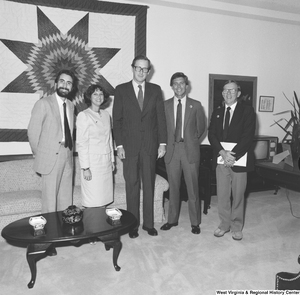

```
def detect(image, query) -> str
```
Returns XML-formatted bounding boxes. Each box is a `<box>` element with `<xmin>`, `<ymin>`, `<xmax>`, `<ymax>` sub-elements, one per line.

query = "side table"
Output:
<box><xmin>255</xmin><ymin>161</ymin><xmax>300</xmax><ymax>192</ymax></box>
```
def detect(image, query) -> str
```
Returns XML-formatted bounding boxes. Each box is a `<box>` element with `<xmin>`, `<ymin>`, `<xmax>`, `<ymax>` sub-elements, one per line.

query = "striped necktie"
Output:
<box><xmin>137</xmin><ymin>85</ymin><xmax>143</xmax><ymax>110</ymax></box>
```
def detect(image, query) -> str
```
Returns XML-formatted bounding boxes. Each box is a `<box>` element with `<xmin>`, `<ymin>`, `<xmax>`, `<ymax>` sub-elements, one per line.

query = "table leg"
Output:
<box><xmin>102</xmin><ymin>238</ymin><xmax>122</xmax><ymax>271</ymax></box>
<box><xmin>274</xmin><ymin>186</ymin><xmax>280</xmax><ymax>195</ymax></box>
<box><xmin>26</xmin><ymin>243</ymin><xmax>53</xmax><ymax>288</ymax></box>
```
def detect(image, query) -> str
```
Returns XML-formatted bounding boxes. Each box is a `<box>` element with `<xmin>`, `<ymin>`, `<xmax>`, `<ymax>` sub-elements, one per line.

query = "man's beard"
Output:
<box><xmin>56</xmin><ymin>87</ymin><xmax>70</xmax><ymax>98</ymax></box>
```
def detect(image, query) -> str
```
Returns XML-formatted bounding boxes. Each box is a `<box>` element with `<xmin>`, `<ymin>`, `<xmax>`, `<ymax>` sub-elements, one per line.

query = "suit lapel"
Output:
<box><xmin>228</xmin><ymin>103</ymin><xmax>242</xmax><ymax>136</ymax></box>
<box><xmin>184</xmin><ymin>97</ymin><xmax>192</xmax><ymax>131</ymax></box>
<box><xmin>169</xmin><ymin>97</ymin><xmax>191</xmax><ymax>136</ymax></box>
<box><xmin>143</xmin><ymin>82</ymin><xmax>152</xmax><ymax>113</ymax></box>
<box><xmin>167</xmin><ymin>98</ymin><xmax>175</xmax><ymax>133</ymax></box>
<box><xmin>128</xmin><ymin>81</ymin><xmax>141</xmax><ymax>112</ymax></box>
<box><xmin>66</xmin><ymin>99</ymin><xmax>74</xmax><ymax>132</ymax></box>
<box><xmin>50</xmin><ymin>94</ymin><xmax>74</xmax><ymax>135</ymax></box>
<box><xmin>50</xmin><ymin>94</ymin><xmax>61</xmax><ymax>123</ymax></box>
<box><xmin>216</xmin><ymin>106</ymin><xmax>225</xmax><ymax>137</ymax></box>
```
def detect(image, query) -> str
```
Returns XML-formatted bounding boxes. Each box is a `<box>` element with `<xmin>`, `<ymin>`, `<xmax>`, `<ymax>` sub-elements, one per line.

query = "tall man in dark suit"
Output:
<box><xmin>208</xmin><ymin>80</ymin><xmax>256</xmax><ymax>241</ymax></box>
<box><xmin>160</xmin><ymin>72</ymin><xmax>205</xmax><ymax>234</ymax></box>
<box><xmin>113</xmin><ymin>55</ymin><xmax>167</xmax><ymax>238</ymax></box>
<box><xmin>28</xmin><ymin>69</ymin><xmax>78</xmax><ymax>213</ymax></box>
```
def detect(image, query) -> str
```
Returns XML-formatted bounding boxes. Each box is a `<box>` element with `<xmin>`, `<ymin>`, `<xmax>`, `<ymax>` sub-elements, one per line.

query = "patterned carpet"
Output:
<box><xmin>1</xmin><ymin>188</ymin><xmax>300</xmax><ymax>295</ymax></box>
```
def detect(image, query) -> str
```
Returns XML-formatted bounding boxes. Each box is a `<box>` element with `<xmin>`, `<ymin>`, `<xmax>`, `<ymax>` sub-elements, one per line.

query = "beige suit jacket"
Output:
<box><xmin>27</xmin><ymin>94</ymin><xmax>74</xmax><ymax>175</ymax></box>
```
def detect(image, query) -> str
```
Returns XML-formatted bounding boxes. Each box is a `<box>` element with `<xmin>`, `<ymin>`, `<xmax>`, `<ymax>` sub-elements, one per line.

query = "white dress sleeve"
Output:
<box><xmin>76</xmin><ymin>111</ymin><xmax>90</xmax><ymax>169</ymax></box>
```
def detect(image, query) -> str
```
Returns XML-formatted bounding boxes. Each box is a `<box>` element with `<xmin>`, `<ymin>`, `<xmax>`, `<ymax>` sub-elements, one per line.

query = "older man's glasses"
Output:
<box><xmin>222</xmin><ymin>88</ymin><xmax>237</xmax><ymax>95</ymax></box>
<box><xmin>133</xmin><ymin>66</ymin><xmax>149</xmax><ymax>73</ymax></box>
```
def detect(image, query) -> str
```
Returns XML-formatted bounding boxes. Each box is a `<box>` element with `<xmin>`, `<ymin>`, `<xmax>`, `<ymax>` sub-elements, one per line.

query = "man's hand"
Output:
<box><xmin>157</xmin><ymin>144</ymin><xmax>166</xmax><ymax>159</ymax></box>
<box><xmin>220</xmin><ymin>149</ymin><xmax>236</xmax><ymax>167</ymax></box>
<box><xmin>117</xmin><ymin>147</ymin><xmax>125</xmax><ymax>159</ymax></box>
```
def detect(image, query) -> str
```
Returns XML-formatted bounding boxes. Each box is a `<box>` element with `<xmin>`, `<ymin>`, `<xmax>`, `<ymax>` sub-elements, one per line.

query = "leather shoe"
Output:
<box><xmin>142</xmin><ymin>226</ymin><xmax>158</xmax><ymax>236</ymax></box>
<box><xmin>160</xmin><ymin>222</ymin><xmax>178</xmax><ymax>230</ymax></box>
<box><xmin>191</xmin><ymin>225</ymin><xmax>200</xmax><ymax>234</ymax></box>
<box><xmin>214</xmin><ymin>228</ymin><xmax>229</xmax><ymax>238</ymax></box>
<box><xmin>129</xmin><ymin>230</ymin><xmax>139</xmax><ymax>239</ymax></box>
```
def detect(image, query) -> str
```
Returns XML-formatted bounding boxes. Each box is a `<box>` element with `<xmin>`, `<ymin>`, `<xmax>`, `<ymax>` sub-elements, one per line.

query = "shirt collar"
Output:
<box><xmin>225</xmin><ymin>101</ymin><xmax>237</xmax><ymax>112</ymax></box>
<box><xmin>175</xmin><ymin>95</ymin><xmax>186</xmax><ymax>103</ymax></box>
<box><xmin>55</xmin><ymin>93</ymin><xmax>66</xmax><ymax>106</ymax></box>
<box><xmin>132</xmin><ymin>80</ymin><xmax>145</xmax><ymax>90</ymax></box>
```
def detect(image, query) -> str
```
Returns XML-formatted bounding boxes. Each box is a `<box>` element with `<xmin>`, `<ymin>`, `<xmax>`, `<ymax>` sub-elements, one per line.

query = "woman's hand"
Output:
<box><xmin>83</xmin><ymin>169</ymin><xmax>92</xmax><ymax>181</ymax></box>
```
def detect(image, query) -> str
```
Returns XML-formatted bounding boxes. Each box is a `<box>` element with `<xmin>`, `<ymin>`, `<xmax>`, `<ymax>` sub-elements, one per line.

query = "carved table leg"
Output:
<box><xmin>101</xmin><ymin>236</ymin><xmax>122</xmax><ymax>271</ymax></box>
<box><xmin>274</xmin><ymin>185</ymin><xmax>280</xmax><ymax>195</ymax></box>
<box><xmin>112</xmin><ymin>239</ymin><xmax>122</xmax><ymax>271</ymax></box>
<box><xmin>26</xmin><ymin>243</ymin><xmax>53</xmax><ymax>288</ymax></box>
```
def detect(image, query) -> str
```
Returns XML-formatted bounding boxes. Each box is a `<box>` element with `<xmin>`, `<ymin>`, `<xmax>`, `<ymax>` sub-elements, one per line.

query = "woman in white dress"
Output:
<box><xmin>76</xmin><ymin>85</ymin><xmax>115</xmax><ymax>207</ymax></box>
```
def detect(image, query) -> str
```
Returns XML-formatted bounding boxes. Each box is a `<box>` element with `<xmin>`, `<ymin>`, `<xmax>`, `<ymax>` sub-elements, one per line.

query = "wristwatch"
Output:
<box><xmin>82</xmin><ymin>168</ymin><xmax>89</xmax><ymax>171</ymax></box>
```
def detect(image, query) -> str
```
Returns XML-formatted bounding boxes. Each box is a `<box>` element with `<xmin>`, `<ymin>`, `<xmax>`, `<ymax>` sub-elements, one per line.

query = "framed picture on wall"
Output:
<box><xmin>259</xmin><ymin>96</ymin><xmax>275</xmax><ymax>112</ymax></box>
<box><xmin>208</xmin><ymin>74</ymin><xmax>258</xmax><ymax>121</ymax></box>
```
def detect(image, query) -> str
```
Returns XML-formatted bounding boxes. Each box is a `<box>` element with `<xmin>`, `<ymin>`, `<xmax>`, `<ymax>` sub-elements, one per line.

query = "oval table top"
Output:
<box><xmin>1</xmin><ymin>207</ymin><xmax>137</xmax><ymax>244</ymax></box>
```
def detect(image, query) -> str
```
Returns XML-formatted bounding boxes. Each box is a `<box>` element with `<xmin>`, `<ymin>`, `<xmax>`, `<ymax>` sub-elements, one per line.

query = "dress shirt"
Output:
<box><xmin>223</xmin><ymin>101</ymin><xmax>237</xmax><ymax>128</ymax></box>
<box><xmin>132</xmin><ymin>80</ymin><xmax>145</xmax><ymax>101</ymax></box>
<box><xmin>174</xmin><ymin>95</ymin><xmax>186</xmax><ymax>139</ymax></box>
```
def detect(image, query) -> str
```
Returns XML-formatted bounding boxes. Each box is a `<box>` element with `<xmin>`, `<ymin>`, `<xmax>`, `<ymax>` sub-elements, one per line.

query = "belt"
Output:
<box><xmin>175</xmin><ymin>139</ymin><xmax>184</xmax><ymax>143</ymax></box>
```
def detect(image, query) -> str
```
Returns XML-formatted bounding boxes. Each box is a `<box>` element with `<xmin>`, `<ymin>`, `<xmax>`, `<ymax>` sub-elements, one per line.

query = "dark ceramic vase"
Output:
<box><xmin>62</xmin><ymin>205</ymin><xmax>83</xmax><ymax>224</ymax></box>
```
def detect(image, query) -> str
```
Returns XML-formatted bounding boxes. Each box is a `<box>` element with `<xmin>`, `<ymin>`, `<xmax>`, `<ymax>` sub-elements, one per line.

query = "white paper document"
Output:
<box><xmin>217</xmin><ymin>142</ymin><xmax>247</xmax><ymax>167</ymax></box>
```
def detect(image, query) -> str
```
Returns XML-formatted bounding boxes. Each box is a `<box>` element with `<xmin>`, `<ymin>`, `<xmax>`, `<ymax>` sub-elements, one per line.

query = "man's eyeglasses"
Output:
<box><xmin>222</xmin><ymin>89</ymin><xmax>237</xmax><ymax>95</ymax></box>
<box><xmin>133</xmin><ymin>66</ymin><xmax>149</xmax><ymax>73</ymax></box>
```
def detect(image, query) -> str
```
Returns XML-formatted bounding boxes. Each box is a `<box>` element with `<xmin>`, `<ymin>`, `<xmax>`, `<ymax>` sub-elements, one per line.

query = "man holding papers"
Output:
<box><xmin>208</xmin><ymin>80</ymin><xmax>256</xmax><ymax>241</ymax></box>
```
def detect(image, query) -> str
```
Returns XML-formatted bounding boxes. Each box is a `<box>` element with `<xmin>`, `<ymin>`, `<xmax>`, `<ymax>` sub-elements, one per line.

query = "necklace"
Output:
<box><xmin>89</xmin><ymin>107</ymin><xmax>101</xmax><ymax>116</ymax></box>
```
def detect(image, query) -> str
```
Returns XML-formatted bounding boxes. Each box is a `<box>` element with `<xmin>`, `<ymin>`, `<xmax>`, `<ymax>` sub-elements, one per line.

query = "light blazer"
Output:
<box><xmin>208</xmin><ymin>102</ymin><xmax>256</xmax><ymax>172</ymax></box>
<box><xmin>113</xmin><ymin>81</ymin><xmax>167</xmax><ymax>157</ymax></box>
<box><xmin>76</xmin><ymin>108</ymin><xmax>114</xmax><ymax>169</ymax></box>
<box><xmin>164</xmin><ymin>97</ymin><xmax>206</xmax><ymax>164</ymax></box>
<box><xmin>27</xmin><ymin>94</ymin><xmax>74</xmax><ymax>175</ymax></box>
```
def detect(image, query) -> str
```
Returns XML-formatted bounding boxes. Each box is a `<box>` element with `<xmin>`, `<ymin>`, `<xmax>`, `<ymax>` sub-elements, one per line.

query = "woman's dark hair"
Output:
<box><xmin>84</xmin><ymin>84</ymin><xmax>110</xmax><ymax>107</ymax></box>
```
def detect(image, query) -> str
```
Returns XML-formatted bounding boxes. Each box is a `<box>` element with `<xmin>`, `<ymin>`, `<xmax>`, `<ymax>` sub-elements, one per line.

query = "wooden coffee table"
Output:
<box><xmin>1</xmin><ymin>207</ymin><xmax>137</xmax><ymax>289</ymax></box>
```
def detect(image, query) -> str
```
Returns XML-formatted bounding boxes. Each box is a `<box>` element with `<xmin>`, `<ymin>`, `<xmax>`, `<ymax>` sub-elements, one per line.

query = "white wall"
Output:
<box><xmin>105</xmin><ymin>0</ymin><xmax>300</xmax><ymax>143</ymax></box>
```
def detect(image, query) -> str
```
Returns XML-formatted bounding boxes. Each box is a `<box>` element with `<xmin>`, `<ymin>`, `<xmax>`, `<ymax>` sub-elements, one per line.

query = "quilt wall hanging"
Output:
<box><xmin>0</xmin><ymin>0</ymin><xmax>147</xmax><ymax>157</ymax></box>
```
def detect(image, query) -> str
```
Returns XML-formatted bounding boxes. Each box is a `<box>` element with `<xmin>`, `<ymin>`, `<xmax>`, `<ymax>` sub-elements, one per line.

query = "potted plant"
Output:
<box><xmin>273</xmin><ymin>91</ymin><xmax>300</xmax><ymax>165</ymax></box>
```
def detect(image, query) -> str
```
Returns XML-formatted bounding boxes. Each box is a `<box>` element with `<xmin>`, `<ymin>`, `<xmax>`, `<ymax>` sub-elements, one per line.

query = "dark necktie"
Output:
<box><xmin>63</xmin><ymin>102</ymin><xmax>72</xmax><ymax>150</ymax></box>
<box><xmin>175</xmin><ymin>99</ymin><xmax>182</xmax><ymax>142</ymax></box>
<box><xmin>137</xmin><ymin>85</ymin><xmax>143</xmax><ymax>110</ymax></box>
<box><xmin>223</xmin><ymin>106</ymin><xmax>231</xmax><ymax>140</ymax></box>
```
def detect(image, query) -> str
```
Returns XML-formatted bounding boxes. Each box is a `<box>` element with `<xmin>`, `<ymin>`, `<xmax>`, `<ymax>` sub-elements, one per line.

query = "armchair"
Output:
<box><xmin>155</xmin><ymin>144</ymin><xmax>214</xmax><ymax>214</ymax></box>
